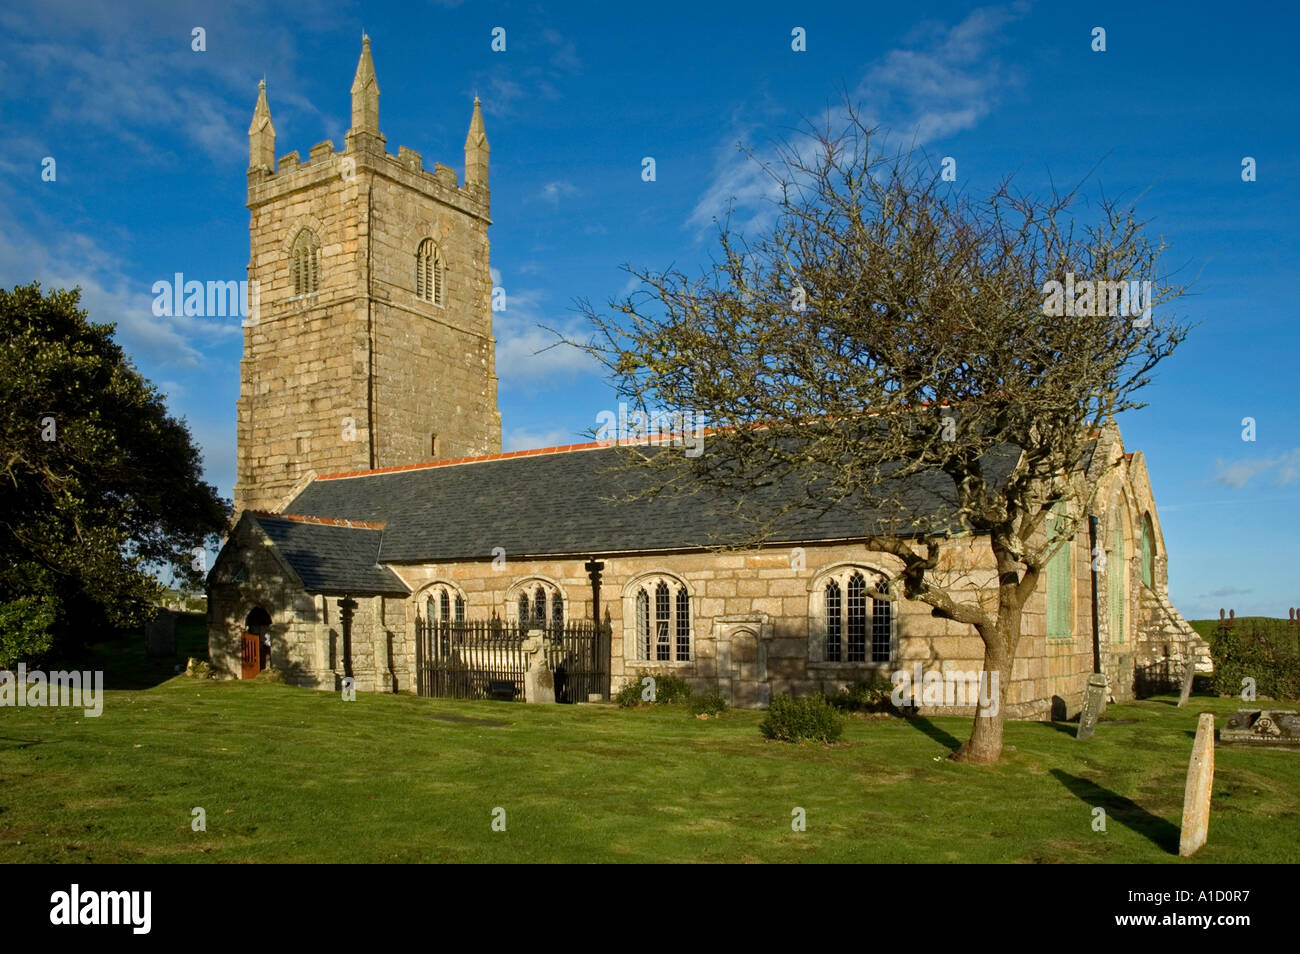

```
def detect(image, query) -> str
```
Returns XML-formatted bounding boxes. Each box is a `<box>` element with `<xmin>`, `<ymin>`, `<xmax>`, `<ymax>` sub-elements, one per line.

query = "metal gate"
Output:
<box><xmin>415</xmin><ymin>618</ymin><xmax>609</xmax><ymax>702</ymax></box>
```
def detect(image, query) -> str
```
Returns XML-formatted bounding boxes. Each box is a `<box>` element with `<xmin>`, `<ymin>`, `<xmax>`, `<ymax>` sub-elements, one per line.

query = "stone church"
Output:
<box><xmin>207</xmin><ymin>38</ymin><xmax>1205</xmax><ymax>719</ymax></box>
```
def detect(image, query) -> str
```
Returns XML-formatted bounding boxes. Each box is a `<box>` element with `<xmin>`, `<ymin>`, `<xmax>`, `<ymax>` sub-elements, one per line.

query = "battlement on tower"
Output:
<box><xmin>234</xmin><ymin>35</ymin><xmax>501</xmax><ymax>516</ymax></box>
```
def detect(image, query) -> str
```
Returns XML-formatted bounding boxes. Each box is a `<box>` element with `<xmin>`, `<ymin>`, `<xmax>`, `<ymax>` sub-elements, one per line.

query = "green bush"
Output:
<box><xmin>1210</xmin><ymin>624</ymin><xmax>1300</xmax><ymax>702</ymax></box>
<box><xmin>616</xmin><ymin>670</ymin><xmax>693</xmax><ymax>707</ymax></box>
<box><xmin>689</xmin><ymin>690</ymin><xmax>729</xmax><ymax>716</ymax></box>
<box><xmin>760</xmin><ymin>693</ymin><xmax>844</xmax><ymax>743</ymax></box>
<box><xmin>828</xmin><ymin>677</ymin><xmax>896</xmax><ymax>713</ymax></box>
<box><xmin>615</xmin><ymin>679</ymin><xmax>645</xmax><ymax>708</ymax></box>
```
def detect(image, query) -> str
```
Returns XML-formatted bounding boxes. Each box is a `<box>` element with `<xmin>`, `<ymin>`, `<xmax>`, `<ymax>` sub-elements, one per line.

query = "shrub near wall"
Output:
<box><xmin>616</xmin><ymin>670</ymin><xmax>693</xmax><ymax>708</ymax></box>
<box><xmin>1209</xmin><ymin>624</ymin><xmax>1300</xmax><ymax>702</ymax></box>
<box><xmin>760</xmin><ymin>694</ymin><xmax>844</xmax><ymax>743</ymax></box>
<box><xmin>828</xmin><ymin>677</ymin><xmax>897</xmax><ymax>714</ymax></box>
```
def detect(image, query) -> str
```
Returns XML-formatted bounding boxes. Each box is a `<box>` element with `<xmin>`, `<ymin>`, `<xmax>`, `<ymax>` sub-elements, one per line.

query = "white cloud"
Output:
<box><xmin>491</xmin><ymin>286</ymin><xmax>601</xmax><ymax>381</ymax></box>
<box><xmin>687</xmin><ymin>5</ymin><xmax>1021</xmax><ymax>237</ymax></box>
<box><xmin>540</xmin><ymin>180</ymin><xmax>579</xmax><ymax>204</ymax></box>
<box><xmin>502</xmin><ymin>425</ymin><xmax>583</xmax><ymax>452</ymax></box>
<box><xmin>1213</xmin><ymin>458</ymin><xmax>1274</xmax><ymax>488</ymax></box>
<box><xmin>1213</xmin><ymin>450</ymin><xmax>1300</xmax><ymax>488</ymax></box>
<box><xmin>541</xmin><ymin>29</ymin><xmax>582</xmax><ymax>74</ymax></box>
<box><xmin>0</xmin><ymin>4</ymin><xmax>321</xmax><ymax>166</ymax></box>
<box><xmin>1273</xmin><ymin>448</ymin><xmax>1300</xmax><ymax>485</ymax></box>
<box><xmin>0</xmin><ymin>214</ymin><xmax>241</xmax><ymax>369</ymax></box>
<box><xmin>1206</xmin><ymin>586</ymin><xmax>1252</xmax><ymax>598</ymax></box>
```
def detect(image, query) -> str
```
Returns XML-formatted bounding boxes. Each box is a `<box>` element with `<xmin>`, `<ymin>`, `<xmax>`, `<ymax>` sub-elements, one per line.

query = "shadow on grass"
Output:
<box><xmin>1040</xmin><ymin>720</ymin><xmax>1080</xmax><ymax>736</ymax></box>
<box><xmin>0</xmin><ymin>736</ymin><xmax>51</xmax><ymax>751</ymax></box>
<box><xmin>1049</xmin><ymin>769</ymin><xmax>1179</xmax><ymax>854</ymax></box>
<box><xmin>903</xmin><ymin>715</ymin><xmax>963</xmax><ymax>752</ymax></box>
<box><xmin>55</xmin><ymin>615</ymin><xmax>209</xmax><ymax>691</ymax></box>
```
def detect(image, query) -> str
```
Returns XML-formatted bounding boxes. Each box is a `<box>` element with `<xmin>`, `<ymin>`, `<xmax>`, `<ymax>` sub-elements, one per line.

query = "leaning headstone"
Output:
<box><xmin>521</xmin><ymin>631</ymin><xmax>555</xmax><ymax>704</ymax></box>
<box><xmin>1176</xmin><ymin>657</ymin><xmax>1196</xmax><ymax>707</ymax></box>
<box><xmin>1220</xmin><ymin>709</ymin><xmax>1300</xmax><ymax>748</ymax></box>
<box><xmin>1179</xmin><ymin>712</ymin><xmax>1215</xmax><ymax>857</ymax></box>
<box><xmin>1075</xmin><ymin>673</ymin><xmax>1108</xmax><ymax>740</ymax></box>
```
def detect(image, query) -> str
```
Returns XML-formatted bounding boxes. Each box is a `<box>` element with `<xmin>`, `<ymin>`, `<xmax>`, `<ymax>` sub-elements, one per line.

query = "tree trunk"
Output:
<box><xmin>952</xmin><ymin>633</ymin><xmax>1009</xmax><ymax>763</ymax></box>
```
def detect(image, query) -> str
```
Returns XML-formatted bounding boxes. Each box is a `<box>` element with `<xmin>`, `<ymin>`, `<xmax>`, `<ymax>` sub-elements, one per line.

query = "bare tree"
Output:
<box><xmin>564</xmin><ymin>106</ymin><xmax>1187</xmax><ymax>763</ymax></box>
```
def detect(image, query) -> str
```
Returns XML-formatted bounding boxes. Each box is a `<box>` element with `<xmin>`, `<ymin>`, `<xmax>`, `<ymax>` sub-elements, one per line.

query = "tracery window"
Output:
<box><xmin>628</xmin><ymin>574</ymin><xmax>691</xmax><ymax>662</ymax></box>
<box><xmin>416</xmin><ymin>238</ymin><xmax>444</xmax><ymax>306</ymax></box>
<box><xmin>291</xmin><ymin>229</ymin><xmax>320</xmax><ymax>295</ymax></box>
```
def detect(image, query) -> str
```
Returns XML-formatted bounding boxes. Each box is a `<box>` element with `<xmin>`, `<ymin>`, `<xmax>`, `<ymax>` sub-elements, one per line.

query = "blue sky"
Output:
<box><xmin>1</xmin><ymin>0</ymin><xmax>1296</xmax><ymax>619</ymax></box>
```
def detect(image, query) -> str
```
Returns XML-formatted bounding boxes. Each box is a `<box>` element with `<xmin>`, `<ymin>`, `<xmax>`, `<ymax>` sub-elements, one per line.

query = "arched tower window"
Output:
<box><xmin>1140</xmin><ymin>513</ymin><xmax>1156</xmax><ymax>588</ymax></box>
<box><xmin>416</xmin><ymin>238</ymin><xmax>444</xmax><ymax>306</ymax></box>
<box><xmin>290</xmin><ymin>229</ymin><xmax>320</xmax><ymax>295</ymax></box>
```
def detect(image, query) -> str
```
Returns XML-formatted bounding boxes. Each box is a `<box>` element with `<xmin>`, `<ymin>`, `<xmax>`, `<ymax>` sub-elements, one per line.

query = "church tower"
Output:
<box><xmin>235</xmin><ymin>37</ymin><xmax>502</xmax><ymax>514</ymax></box>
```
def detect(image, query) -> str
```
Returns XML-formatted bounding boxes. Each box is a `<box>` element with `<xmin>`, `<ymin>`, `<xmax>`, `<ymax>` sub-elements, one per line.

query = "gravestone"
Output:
<box><xmin>1178</xmin><ymin>712</ymin><xmax>1215</xmax><ymax>857</ymax></box>
<box><xmin>521</xmin><ymin>632</ymin><xmax>555</xmax><ymax>704</ymax></box>
<box><xmin>1220</xmin><ymin>709</ymin><xmax>1300</xmax><ymax>748</ymax></box>
<box><xmin>1075</xmin><ymin>673</ymin><xmax>1109</xmax><ymax>740</ymax></box>
<box><xmin>1176</xmin><ymin>658</ymin><xmax>1196</xmax><ymax>707</ymax></box>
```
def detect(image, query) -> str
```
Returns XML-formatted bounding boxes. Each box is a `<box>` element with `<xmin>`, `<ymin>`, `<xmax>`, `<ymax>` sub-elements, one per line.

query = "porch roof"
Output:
<box><xmin>251</xmin><ymin>513</ymin><xmax>410</xmax><ymax>596</ymax></box>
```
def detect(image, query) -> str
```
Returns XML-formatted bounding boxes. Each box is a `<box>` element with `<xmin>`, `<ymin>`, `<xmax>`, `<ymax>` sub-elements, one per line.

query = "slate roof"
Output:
<box><xmin>281</xmin><ymin>441</ymin><xmax>1024</xmax><ymax>564</ymax></box>
<box><xmin>250</xmin><ymin>513</ymin><xmax>410</xmax><ymax>596</ymax></box>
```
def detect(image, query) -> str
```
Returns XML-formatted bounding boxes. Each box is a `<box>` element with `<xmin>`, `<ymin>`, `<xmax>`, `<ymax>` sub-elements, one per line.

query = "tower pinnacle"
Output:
<box><xmin>464</xmin><ymin>96</ymin><xmax>489</xmax><ymax>201</ymax></box>
<box><xmin>248</xmin><ymin>79</ymin><xmax>275</xmax><ymax>173</ymax></box>
<box><xmin>349</xmin><ymin>34</ymin><xmax>381</xmax><ymax>147</ymax></box>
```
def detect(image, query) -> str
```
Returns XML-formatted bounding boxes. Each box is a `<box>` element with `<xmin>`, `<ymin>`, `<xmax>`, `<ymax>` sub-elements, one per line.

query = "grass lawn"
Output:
<box><xmin>2</xmin><ymin>670</ymin><xmax>1297</xmax><ymax>863</ymax></box>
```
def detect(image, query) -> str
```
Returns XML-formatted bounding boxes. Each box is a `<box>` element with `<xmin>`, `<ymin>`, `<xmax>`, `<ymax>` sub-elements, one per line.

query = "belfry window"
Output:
<box><xmin>291</xmin><ymin>229</ymin><xmax>320</xmax><ymax>295</ymax></box>
<box><xmin>416</xmin><ymin>238</ymin><xmax>444</xmax><ymax>306</ymax></box>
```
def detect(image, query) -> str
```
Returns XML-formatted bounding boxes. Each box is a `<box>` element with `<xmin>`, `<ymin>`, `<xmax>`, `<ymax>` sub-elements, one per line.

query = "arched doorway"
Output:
<box><xmin>242</xmin><ymin>607</ymin><xmax>271</xmax><ymax>679</ymax></box>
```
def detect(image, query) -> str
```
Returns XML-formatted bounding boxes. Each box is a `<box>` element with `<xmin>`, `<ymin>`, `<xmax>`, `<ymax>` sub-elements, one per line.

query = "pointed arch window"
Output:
<box><xmin>635</xmin><ymin>589</ymin><xmax>650</xmax><ymax>660</ymax></box>
<box><xmin>1140</xmin><ymin>513</ymin><xmax>1156</xmax><ymax>588</ymax></box>
<box><xmin>416</xmin><ymin>238</ymin><xmax>445</xmax><ymax>306</ymax></box>
<box><xmin>1109</xmin><ymin>519</ymin><xmax>1126</xmax><ymax>643</ymax></box>
<box><xmin>510</xmin><ymin>578</ymin><xmax>565</xmax><ymax>631</ymax></box>
<box><xmin>423</xmin><ymin>583</ymin><xmax>464</xmax><ymax>625</ymax></box>
<box><xmin>627</xmin><ymin>574</ymin><xmax>691</xmax><ymax>663</ymax></box>
<box><xmin>291</xmin><ymin>229</ymin><xmax>320</xmax><ymax>295</ymax></box>
<box><xmin>817</xmin><ymin>566</ymin><xmax>892</xmax><ymax>663</ymax></box>
<box><xmin>1046</xmin><ymin>503</ymin><xmax>1073</xmax><ymax>640</ymax></box>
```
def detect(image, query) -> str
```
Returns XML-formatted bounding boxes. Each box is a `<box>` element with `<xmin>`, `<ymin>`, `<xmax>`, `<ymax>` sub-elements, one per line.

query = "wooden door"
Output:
<box><xmin>241</xmin><ymin>632</ymin><xmax>261</xmax><ymax>679</ymax></box>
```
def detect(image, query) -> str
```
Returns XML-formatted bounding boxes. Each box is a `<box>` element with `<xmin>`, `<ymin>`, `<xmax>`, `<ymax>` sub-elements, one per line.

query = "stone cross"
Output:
<box><xmin>1076</xmin><ymin>673</ymin><xmax>1108</xmax><ymax>740</ymax></box>
<box><xmin>521</xmin><ymin>629</ymin><xmax>555</xmax><ymax>704</ymax></box>
<box><xmin>1178</xmin><ymin>712</ymin><xmax>1215</xmax><ymax>857</ymax></box>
